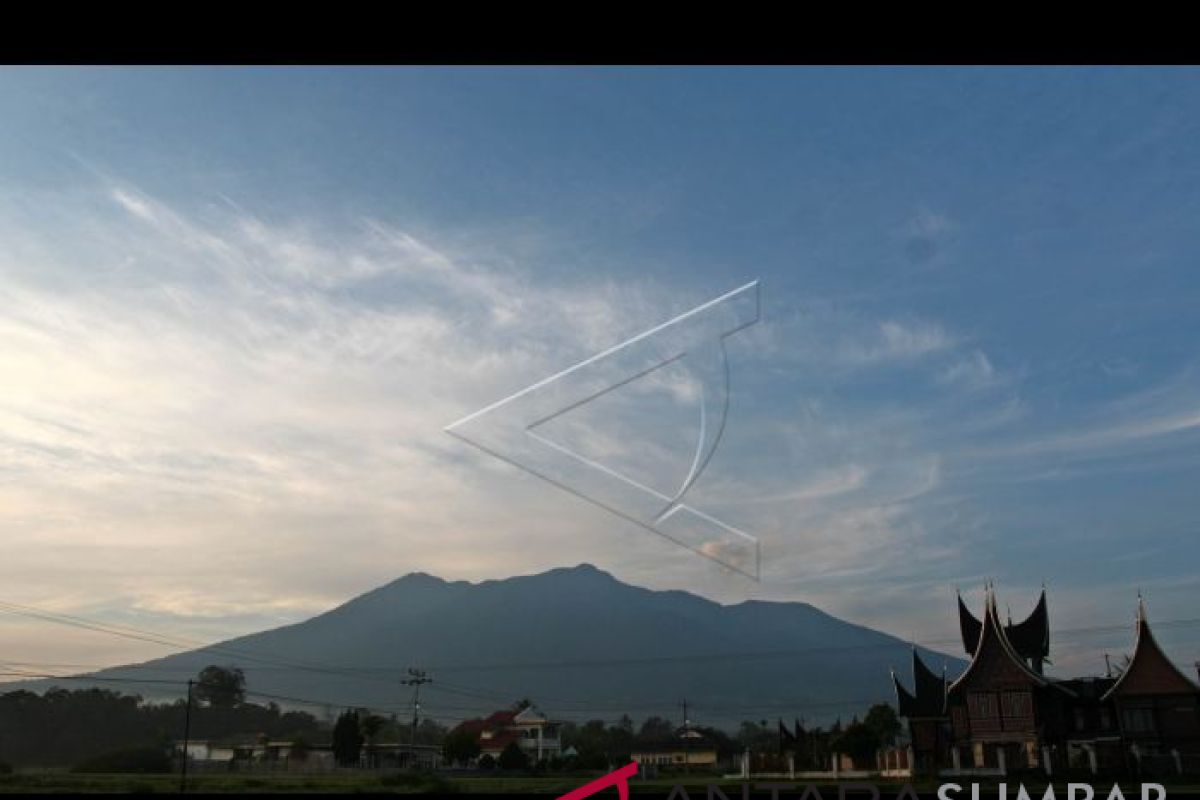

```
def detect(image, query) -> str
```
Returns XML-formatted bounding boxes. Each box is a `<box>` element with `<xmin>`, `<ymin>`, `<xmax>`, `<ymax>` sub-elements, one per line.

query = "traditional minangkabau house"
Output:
<box><xmin>892</xmin><ymin>648</ymin><xmax>949</xmax><ymax>774</ymax></box>
<box><xmin>1101</xmin><ymin>598</ymin><xmax>1200</xmax><ymax>772</ymax></box>
<box><xmin>892</xmin><ymin>585</ymin><xmax>1200</xmax><ymax>777</ymax></box>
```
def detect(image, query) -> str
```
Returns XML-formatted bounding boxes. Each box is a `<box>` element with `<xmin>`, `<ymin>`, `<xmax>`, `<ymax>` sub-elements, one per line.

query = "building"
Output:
<box><xmin>175</xmin><ymin>739</ymin><xmax>439</xmax><ymax>771</ymax></box>
<box><xmin>630</xmin><ymin>729</ymin><xmax>719</xmax><ymax>770</ymax></box>
<box><xmin>891</xmin><ymin>648</ymin><xmax>949</xmax><ymax>774</ymax></box>
<box><xmin>892</xmin><ymin>585</ymin><xmax>1200</xmax><ymax>777</ymax></box>
<box><xmin>1102</xmin><ymin>599</ymin><xmax>1200</xmax><ymax>773</ymax></box>
<box><xmin>452</xmin><ymin>705</ymin><xmax>563</xmax><ymax>765</ymax></box>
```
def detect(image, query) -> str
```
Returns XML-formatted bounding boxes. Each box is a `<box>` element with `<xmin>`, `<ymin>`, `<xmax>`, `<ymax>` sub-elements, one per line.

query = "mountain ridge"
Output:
<box><xmin>5</xmin><ymin>564</ymin><xmax>964</xmax><ymax>728</ymax></box>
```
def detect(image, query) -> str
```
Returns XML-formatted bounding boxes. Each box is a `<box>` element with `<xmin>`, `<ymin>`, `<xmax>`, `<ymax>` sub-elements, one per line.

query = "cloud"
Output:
<box><xmin>873</xmin><ymin>319</ymin><xmax>955</xmax><ymax>360</ymax></box>
<box><xmin>939</xmin><ymin>350</ymin><xmax>1000</xmax><ymax>390</ymax></box>
<box><xmin>0</xmin><ymin>177</ymin><xmax>1110</xmax><ymax>677</ymax></box>
<box><xmin>903</xmin><ymin>209</ymin><xmax>954</xmax><ymax>267</ymax></box>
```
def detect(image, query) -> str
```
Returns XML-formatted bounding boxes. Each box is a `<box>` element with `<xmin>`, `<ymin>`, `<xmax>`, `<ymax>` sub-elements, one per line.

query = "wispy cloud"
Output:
<box><xmin>2</xmin><ymin>177</ymin><xmax>1194</xmax><ymax>680</ymax></box>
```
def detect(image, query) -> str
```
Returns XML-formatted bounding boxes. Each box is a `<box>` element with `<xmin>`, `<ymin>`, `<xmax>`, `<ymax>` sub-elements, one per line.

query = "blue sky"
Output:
<box><xmin>1</xmin><ymin>67</ymin><xmax>1199</xmax><ymax>678</ymax></box>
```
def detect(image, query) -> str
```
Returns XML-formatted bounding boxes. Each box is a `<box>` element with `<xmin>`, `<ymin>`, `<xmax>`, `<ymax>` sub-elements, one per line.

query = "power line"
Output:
<box><xmin>4</xmin><ymin>597</ymin><xmax>1199</xmax><ymax>723</ymax></box>
<box><xmin>6</xmin><ymin>597</ymin><xmax>1198</xmax><ymax>677</ymax></box>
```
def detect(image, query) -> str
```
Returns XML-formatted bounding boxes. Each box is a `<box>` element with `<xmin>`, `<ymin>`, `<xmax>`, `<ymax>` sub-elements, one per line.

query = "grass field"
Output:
<box><xmin>2</xmin><ymin>770</ymin><xmax>1197</xmax><ymax>795</ymax></box>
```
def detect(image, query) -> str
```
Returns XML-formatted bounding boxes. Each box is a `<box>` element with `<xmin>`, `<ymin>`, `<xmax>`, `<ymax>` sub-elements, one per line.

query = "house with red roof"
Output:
<box><xmin>452</xmin><ymin>705</ymin><xmax>563</xmax><ymax>766</ymax></box>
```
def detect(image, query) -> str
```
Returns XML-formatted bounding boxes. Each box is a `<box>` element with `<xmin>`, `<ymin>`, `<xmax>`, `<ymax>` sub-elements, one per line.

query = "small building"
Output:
<box><xmin>174</xmin><ymin>739</ymin><xmax>437</xmax><ymax>770</ymax></box>
<box><xmin>630</xmin><ymin>730</ymin><xmax>719</xmax><ymax>769</ymax></box>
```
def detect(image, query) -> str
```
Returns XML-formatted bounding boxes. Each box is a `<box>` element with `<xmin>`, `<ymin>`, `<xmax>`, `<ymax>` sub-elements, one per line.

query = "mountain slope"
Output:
<box><xmin>12</xmin><ymin>565</ymin><xmax>964</xmax><ymax>728</ymax></box>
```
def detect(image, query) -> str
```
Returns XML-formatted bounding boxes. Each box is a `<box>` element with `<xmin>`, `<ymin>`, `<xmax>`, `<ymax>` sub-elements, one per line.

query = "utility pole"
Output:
<box><xmin>401</xmin><ymin>668</ymin><xmax>432</xmax><ymax>769</ymax></box>
<box><xmin>681</xmin><ymin>699</ymin><xmax>691</xmax><ymax>776</ymax></box>
<box><xmin>180</xmin><ymin>679</ymin><xmax>194</xmax><ymax>794</ymax></box>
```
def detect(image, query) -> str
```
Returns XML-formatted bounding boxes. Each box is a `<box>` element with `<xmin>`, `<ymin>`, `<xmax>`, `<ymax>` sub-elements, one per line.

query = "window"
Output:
<box><xmin>969</xmin><ymin>692</ymin><xmax>997</xmax><ymax>718</ymax></box>
<box><xmin>1001</xmin><ymin>691</ymin><xmax>1033</xmax><ymax>718</ymax></box>
<box><xmin>1122</xmin><ymin>708</ymin><xmax>1155</xmax><ymax>733</ymax></box>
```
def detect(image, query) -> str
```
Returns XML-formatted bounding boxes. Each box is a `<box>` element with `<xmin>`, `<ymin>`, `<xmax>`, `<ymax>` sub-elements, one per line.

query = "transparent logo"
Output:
<box><xmin>446</xmin><ymin>281</ymin><xmax>761</xmax><ymax>579</ymax></box>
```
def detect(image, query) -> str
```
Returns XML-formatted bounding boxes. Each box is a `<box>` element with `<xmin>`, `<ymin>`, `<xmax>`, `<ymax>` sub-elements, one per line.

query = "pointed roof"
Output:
<box><xmin>1102</xmin><ymin>598</ymin><xmax>1200</xmax><ymax>701</ymax></box>
<box><xmin>959</xmin><ymin>587</ymin><xmax>1049</xmax><ymax>661</ymax></box>
<box><xmin>892</xmin><ymin>648</ymin><xmax>947</xmax><ymax>718</ymax></box>
<box><xmin>958</xmin><ymin>592</ymin><xmax>982</xmax><ymax>655</ymax></box>
<box><xmin>1005</xmin><ymin>590</ymin><xmax>1050</xmax><ymax>659</ymax></box>
<box><xmin>950</xmin><ymin>588</ymin><xmax>1054</xmax><ymax>695</ymax></box>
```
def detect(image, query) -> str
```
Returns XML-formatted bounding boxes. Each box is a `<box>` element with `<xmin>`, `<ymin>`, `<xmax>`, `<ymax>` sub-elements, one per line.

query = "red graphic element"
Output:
<box><xmin>556</xmin><ymin>761</ymin><xmax>639</xmax><ymax>800</ymax></box>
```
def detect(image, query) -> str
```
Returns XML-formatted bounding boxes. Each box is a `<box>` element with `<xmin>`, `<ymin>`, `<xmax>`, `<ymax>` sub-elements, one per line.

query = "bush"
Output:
<box><xmin>498</xmin><ymin>741</ymin><xmax>530</xmax><ymax>770</ymax></box>
<box><xmin>71</xmin><ymin>747</ymin><xmax>172</xmax><ymax>774</ymax></box>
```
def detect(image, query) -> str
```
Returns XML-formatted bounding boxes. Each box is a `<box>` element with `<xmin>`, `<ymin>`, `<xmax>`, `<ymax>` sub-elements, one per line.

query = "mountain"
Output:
<box><xmin>9</xmin><ymin>564</ymin><xmax>964</xmax><ymax>729</ymax></box>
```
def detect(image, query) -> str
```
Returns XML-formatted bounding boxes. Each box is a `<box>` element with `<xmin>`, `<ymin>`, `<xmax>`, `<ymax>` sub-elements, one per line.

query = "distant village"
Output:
<box><xmin>1</xmin><ymin>586</ymin><xmax>1198</xmax><ymax>785</ymax></box>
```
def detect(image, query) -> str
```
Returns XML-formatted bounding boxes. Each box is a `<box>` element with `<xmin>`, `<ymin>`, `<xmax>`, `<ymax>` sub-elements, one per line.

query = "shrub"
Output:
<box><xmin>71</xmin><ymin>747</ymin><xmax>172</xmax><ymax>774</ymax></box>
<box><xmin>497</xmin><ymin>741</ymin><xmax>530</xmax><ymax>770</ymax></box>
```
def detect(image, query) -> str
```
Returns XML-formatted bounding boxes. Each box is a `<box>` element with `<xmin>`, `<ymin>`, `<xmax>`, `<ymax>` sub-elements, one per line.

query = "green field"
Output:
<box><xmin>2</xmin><ymin>771</ymin><xmax>1198</xmax><ymax>796</ymax></box>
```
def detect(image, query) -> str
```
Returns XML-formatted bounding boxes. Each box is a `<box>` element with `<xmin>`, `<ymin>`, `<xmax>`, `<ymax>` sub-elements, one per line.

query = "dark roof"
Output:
<box><xmin>959</xmin><ymin>588</ymin><xmax>1049</xmax><ymax>661</ymax></box>
<box><xmin>950</xmin><ymin>588</ymin><xmax>1056</xmax><ymax>695</ymax></box>
<box><xmin>1102</xmin><ymin>600</ymin><xmax>1200</xmax><ymax>701</ymax></box>
<box><xmin>451</xmin><ymin>718</ymin><xmax>487</xmax><ymax>735</ymax></box>
<box><xmin>892</xmin><ymin>649</ymin><xmax>946</xmax><ymax>718</ymax></box>
<box><xmin>453</xmin><ymin>709</ymin><xmax>520</xmax><ymax>737</ymax></box>
<box><xmin>1054</xmin><ymin>676</ymin><xmax>1118</xmax><ymax>699</ymax></box>
<box><xmin>479</xmin><ymin>731</ymin><xmax>522</xmax><ymax>752</ymax></box>
<box><xmin>1005</xmin><ymin>591</ymin><xmax>1050</xmax><ymax>659</ymax></box>
<box><xmin>484</xmin><ymin>710</ymin><xmax>518</xmax><ymax>727</ymax></box>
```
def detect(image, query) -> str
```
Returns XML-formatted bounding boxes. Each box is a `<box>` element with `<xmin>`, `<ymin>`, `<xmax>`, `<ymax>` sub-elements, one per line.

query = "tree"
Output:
<box><xmin>360</xmin><ymin>713</ymin><xmax>386</xmax><ymax>743</ymax></box>
<box><xmin>478</xmin><ymin>753</ymin><xmax>496</xmax><ymax>769</ymax></box>
<box><xmin>735</xmin><ymin>720</ymin><xmax>775</xmax><ymax>752</ymax></box>
<box><xmin>358</xmin><ymin>712</ymin><xmax>386</xmax><ymax>767</ymax></box>
<box><xmin>638</xmin><ymin>716</ymin><xmax>675</xmax><ymax>743</ymax></box>
<box><xmin>332</xmin><ymin>710</ymin><xmax>364</xmax><ymax>767</ymax></box>
<box><xmin>498</xmin><ymin>741</ymin><xmax>529</xmax><ymax>770</ymax></box>
<box><xmin>442</xmin><ymin>728</ymin><xmax>481</xmax><ymax>766</ymax></box>
<box><xmin>289</xmin><ymin>737</ymin><xmax>311</xmax><ymax>763</ymax></box>
<box><xmin>413</xmin><ymin>718</ymin><xmax>448</xmax><ymax>746</ymax></box>
<box><xmin>194</xmin><ymin>665</ymin><xmax>245</xmax><ymax>708</ymax></box>
<box><xmin>863</xmin><ymin>704</ymin><xmax>901</xmax><ymax>747</ymax></box>
<box><xmin>831</xmin><ymin>721</ymin><xmax>880</xmax><ymax>765</ymax></box>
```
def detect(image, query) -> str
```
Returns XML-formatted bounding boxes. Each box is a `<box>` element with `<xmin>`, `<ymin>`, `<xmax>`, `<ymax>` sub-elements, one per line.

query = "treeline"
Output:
<box><xmin>0</xmin><ymin>686</ymin><xmax>324</xmax><ymax>768</ymax></box>
<box><xmin>550</xmin><ymin>707</ymin><xmax>899</xmax><ymax>771</ymax></box>
<box><xmin>0</xmin><ymin>665</ymin><xmax>900</xmax><ymax>773</ymax></box>
<box><xmin>438</xmin><ymin>705</ymin><xmax>902</xmax><ymax>772</ymax></box>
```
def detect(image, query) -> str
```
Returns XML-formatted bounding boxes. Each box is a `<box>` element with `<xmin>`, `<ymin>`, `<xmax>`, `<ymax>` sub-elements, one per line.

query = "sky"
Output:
<box><xmin>2</xmin><ymin>67</ymin><xmax>1200</xmax><ymax>681</ymax></box>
